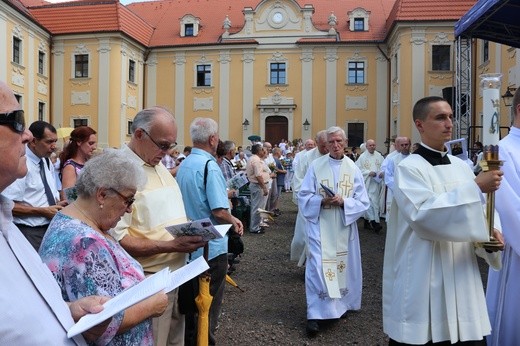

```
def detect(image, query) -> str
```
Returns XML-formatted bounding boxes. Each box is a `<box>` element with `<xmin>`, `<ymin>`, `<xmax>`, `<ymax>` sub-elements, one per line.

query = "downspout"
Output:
<box><xmin>377</xmin><ymin>44</ymin><xmax>391</xmax><ymax>155</ymax></box>
<box><xmin>142</xmin><ymin>48</ymin><xmax>151</xmax><ymax>108</ymax></box>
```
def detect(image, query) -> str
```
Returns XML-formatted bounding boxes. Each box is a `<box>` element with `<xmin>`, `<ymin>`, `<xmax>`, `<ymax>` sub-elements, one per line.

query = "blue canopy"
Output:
<box><xmin>455</xmin><ymin>0</ymin><xmax>520</xmax><ymax>49</ymax></box>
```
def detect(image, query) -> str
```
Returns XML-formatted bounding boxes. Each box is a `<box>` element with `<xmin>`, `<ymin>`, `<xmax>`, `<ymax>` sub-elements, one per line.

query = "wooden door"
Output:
<box><xmin>265</xmin><ymin>116</ymin><xmax>288</xmax><ymax>145</ymax></box>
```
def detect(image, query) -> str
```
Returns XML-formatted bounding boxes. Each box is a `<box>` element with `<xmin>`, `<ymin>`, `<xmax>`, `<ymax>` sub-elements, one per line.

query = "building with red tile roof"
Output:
<box><xmin>2</xmin><ymin>0</ymin><xmax>512</xmax><ymax>153</ymax></box>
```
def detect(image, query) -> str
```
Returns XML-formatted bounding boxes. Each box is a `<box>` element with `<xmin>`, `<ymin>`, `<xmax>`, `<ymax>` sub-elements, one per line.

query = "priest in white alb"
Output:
<box><xmin>298</xmin><ymin>126</ymin><xmax>369</xmax><ymax>337</ymax></box>
<box><xmin>290</xmin><ymin>131</ymin><xmax>328</xmax><ymax>266</ymax></box>
<box><xmin>486</xmin><ymin>87</ymin><xmax>520</xmax><ymax>346</ymax></box>
<box><xmin>355</xmin><ymin>139</ymin><xmax>384</xmax><ymax>232</ymax></box>
<box><xmin>383</xmin><ymin>96</ymin><xmax>504</xmax><ymax>346</ymax></box>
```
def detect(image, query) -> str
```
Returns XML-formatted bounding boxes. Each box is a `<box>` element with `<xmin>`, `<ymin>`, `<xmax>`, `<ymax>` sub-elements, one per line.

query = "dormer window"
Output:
<box><xmin>185</xmin><ymin>24</ymin><xmax>194</xmax><ymax>37</ymax></box>
<box><xmin>353</xmin><ymin>18</ymin><xmax>364</xmax><ymax>31</ymax></box>
<box><xmin>180</xmin><ymin>15</ymin><xmax>200</xmax><ymax>37</ymax></box>
<box><xmin>348</xmin><ymin>8</ymin><xmax>370</xmax><ymax>32</ymax></box>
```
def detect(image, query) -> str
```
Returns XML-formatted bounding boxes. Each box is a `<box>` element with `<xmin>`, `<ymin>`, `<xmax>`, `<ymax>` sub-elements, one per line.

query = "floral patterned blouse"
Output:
<box><xmin>39</xmin><ymin>212</ymin><xmax>154</xmax><ymax>346</ymax></box>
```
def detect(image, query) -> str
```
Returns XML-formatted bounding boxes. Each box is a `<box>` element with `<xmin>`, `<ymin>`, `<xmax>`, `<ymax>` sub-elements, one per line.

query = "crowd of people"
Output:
<box><xmin>1</xmin><ymin>74</ymin><xmax>519</xmax><ymax>346</ymax></box>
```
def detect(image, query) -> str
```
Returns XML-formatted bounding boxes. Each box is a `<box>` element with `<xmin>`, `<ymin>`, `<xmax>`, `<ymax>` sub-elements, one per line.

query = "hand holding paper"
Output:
<box><xmin>67</xmin><ymin>257</ymin><xmax>209</xmax><ymax>338</ymax></box>
<box><xmin>165</xmin><ymin>218</ymin><xmax>231</xmax><ymax>242</ymax></box>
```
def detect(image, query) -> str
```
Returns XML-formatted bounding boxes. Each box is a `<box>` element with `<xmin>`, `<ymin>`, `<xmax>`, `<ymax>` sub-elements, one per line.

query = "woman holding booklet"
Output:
<box><xmin>39</xmin><ymin>149</ymin><xmax>167</xmax><ymax>345</ymax></box>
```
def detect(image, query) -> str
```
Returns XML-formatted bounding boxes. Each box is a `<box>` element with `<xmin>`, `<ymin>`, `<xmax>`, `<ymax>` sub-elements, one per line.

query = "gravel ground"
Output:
<box><xmin>215</xmin><ymin>191</ymin><xmax>389</xmax><ymax>345</ymax></box>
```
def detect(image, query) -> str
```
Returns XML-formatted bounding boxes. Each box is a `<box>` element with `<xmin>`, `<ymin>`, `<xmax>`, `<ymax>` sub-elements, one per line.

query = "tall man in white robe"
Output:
<box><xmin>290</xmin><ymin>132</ymin><xmax>328</xmax><ymax>266</ymax></box>
<box><xmin>379</xmin><ymin>137</ymin><xmax>402</xmax><ymax>219</ymax></box>
<box><xmin>298</xmin><ymin>126</ymin><xmax>369</xmax><ymax>337</ymax></box>
<box><xmin>486</xmin><ymin>88</ymin><xmax>520</xmax><ymax>346</ymax></box>
<box><xmin>355</xmin><ymin>139</ymin><xmax>384</xmax><ymax>232</ymax></box>
<box><xmin>383</xmin><ymin>96</ymin><xmax>504</xmax><ymax>345</ymax></box>
<box><xmin>383</xmin><ymin>137</ymin><xmax>411</xmax><ymax>222</ymax></box>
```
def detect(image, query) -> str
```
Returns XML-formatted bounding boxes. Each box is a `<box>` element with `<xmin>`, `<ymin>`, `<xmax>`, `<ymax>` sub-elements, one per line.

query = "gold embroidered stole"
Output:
<box><xmin>315</xmin><ymin>155</ymin><xmax>356</xmax><ymax>298</ymax></box>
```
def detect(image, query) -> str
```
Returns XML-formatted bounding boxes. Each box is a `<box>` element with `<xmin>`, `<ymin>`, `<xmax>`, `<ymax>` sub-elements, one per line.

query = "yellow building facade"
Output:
<box><xmin>1</xmin><ymin>0</ymin><xmax>515</xmax><ymax>153</ymax></box>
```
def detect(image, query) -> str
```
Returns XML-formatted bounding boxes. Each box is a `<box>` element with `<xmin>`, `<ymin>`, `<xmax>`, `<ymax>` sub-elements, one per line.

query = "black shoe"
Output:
<box><xmin>306</xmin><ymin>320</ymin><xmax>319</xmax><ymax>337</ymax></box>
<box><xmin>250</xmin><ymin>229</ymin><xmax>265</xmax><ymax>234</ymax></box>
<box><xmin>371</xmin><ymin>221</ymin><xmax>382</xmax><ymax>233</ymax></box>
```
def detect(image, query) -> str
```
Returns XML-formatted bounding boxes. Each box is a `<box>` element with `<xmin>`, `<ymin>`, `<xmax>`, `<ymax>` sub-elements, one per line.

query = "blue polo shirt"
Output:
<box><xmin>176</xmin><ymin>148</ymin><xmax>229</xmax><ymax>261</ymax></box>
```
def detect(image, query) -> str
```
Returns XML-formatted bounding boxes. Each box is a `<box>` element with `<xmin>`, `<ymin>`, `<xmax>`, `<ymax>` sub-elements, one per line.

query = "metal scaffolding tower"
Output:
<box><xmin>455</xmin><ymin>37</ymin><xmax>472</xmax><ymax>140</ymax></box>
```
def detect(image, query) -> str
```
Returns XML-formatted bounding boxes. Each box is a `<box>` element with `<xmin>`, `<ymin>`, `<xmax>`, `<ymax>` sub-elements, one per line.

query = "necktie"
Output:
<box><xmin>39</xmin><ymin>159</ymin><xmax>56</xmax><ymax>206</ymax></box>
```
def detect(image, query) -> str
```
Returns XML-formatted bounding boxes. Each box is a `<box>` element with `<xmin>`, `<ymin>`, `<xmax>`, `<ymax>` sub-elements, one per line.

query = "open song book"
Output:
<box><xmin>165</xmin><ymin>218</ymin><xmax>232</xmax><ymax>242</ymax></box>
<box><xmin>67</xmin><ymin>256</ymin><xmax>209</xmax><ymax>338</ymax></box>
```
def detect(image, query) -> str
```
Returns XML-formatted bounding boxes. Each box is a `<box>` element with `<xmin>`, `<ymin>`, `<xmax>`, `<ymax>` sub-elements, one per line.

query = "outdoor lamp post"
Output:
<box><xmin>303</xmin><ymin>118</ymin><xmax>310</xmax><ymax>131</ymax></box>
<box><xmin>242</xmin><ymin>119</ymin><xmax>250</xmax><ymax>131</ymax></box>
<box><xmin>501</xmin><ymin>87</ymin><xmax>515</xmax><ymax>107</ymax></box>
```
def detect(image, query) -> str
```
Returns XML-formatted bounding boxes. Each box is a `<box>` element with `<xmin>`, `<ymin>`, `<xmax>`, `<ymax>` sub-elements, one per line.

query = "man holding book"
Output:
<box><xmin>298</xmin><ymin>126</ymin><xmax>369</xmax><ymax>337</ymax></box>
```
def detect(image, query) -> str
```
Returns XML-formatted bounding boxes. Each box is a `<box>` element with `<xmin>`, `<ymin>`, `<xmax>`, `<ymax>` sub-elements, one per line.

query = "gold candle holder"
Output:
<box><xmin>476</xmin><ymin>145</ymin><xmax>503</xmax><ymax>250</ymax></box>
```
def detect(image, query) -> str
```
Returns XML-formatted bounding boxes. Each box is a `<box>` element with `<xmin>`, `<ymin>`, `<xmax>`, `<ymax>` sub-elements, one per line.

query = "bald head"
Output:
<box><xmin>396</xmin><ymin>137</ymin><xmax>411</xmax><ymax>155</ymax></box>
<box><xmin>366</xmin><ymin>139</ymin><xmax>376</xmax><ymax>154</ymax></box>
<box><xmin>304</xmin><ymin>139</ymin><xmax>316</xmax><ymax>150</ymax></box>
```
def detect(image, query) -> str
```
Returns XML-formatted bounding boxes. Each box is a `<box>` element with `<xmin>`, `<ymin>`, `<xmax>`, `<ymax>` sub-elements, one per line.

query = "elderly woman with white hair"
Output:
<box><xmin>39</xmin><ymin>149</ymin><xmax>168</xmax><ymax>346</ymax></box>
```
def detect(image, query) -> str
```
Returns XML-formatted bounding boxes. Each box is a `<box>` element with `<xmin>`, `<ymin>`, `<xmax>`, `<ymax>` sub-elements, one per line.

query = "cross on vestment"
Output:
<box><xmin>338</xmin><ymin>174</ymin><xmax>354</xmax><ymax>197</ymax></box>
<box><xmin>325</xmin><ymin>268</ymin><xmax>336</xmax><ymax>281</ymax></box>
<box><xmin>319</xmin><ymin>178</ymin><xmax>333</xmax><ymax>198</ymax></box>
<box><xmin>337</xmin><ymin>260</ymin><xmax>346</xmax><ymax>272</ymax></box>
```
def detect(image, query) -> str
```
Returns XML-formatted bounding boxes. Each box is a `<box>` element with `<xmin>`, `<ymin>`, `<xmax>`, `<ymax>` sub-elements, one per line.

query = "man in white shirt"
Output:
<box><xmin>3</xmin><ymin>120</ymin><xmax>64</xmax><ymax>251</ymax></box>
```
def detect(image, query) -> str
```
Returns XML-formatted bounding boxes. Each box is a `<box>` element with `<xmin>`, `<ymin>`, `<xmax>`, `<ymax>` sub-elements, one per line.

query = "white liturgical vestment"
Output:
<box><xmin>355</xmin><ymin>151</ymin><xmax>384</xmax><ymax>221</ymax></box>
<box><xmin>486</xmin><ymin>126</ymin><xmax>520</xmax><ymax>346</ymax></box>
<box><xmin>383</xmin><ymin>144</ymin><xmax>500</xmax><ymax>344</ymax></box>
<box><xmin>298</xmin><ymin>155</ymin><xmax>369</xmax><ymax>319</ymax></box>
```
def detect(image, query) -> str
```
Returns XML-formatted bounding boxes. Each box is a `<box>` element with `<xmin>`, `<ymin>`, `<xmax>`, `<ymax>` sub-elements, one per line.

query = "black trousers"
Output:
<box><xmin>15</xmin><ymin>224</ymin><xmax>49</xmax><ymax>252</ymax></box>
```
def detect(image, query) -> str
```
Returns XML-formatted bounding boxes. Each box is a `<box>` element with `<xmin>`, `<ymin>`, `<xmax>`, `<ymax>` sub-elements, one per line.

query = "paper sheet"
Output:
<box><xmin>165</xmin><ymin>218</ymin><xmax>232</xmax><ymax>241</ymax></box>
<box><xmin>68</xmin><ymin>257</ymin><xmax>209</xmax><ymax>338</ymax></box>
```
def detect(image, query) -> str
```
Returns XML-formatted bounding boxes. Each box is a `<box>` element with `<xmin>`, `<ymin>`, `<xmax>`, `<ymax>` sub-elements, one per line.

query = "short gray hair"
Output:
<box><xmin>223</xmin><ymin>140</ymin><xmax>235</xmax><ymax>154</ymax></box>
<box><xmin>189</xmin><ymin>117</ymin><xmax>218</xmax><ymax>144</ymax></box>
<box><xmin>316</xmin><ymin>130</ymin><xmax>328</xmax><ymax>144</ymax></box>
<box><xmin>76</xmin><ymin>149</ymin><xmax>147</xmax><ymax>197</ymax></box>
<box><xmin>131</xmin><ymin>106</ymin><xmax>174</xmax><ymax>134</ymax></box>
<box><xmin>326</xmin><ymin>126</ymin><xmax>346</xmax><ymax>140</ymax></box>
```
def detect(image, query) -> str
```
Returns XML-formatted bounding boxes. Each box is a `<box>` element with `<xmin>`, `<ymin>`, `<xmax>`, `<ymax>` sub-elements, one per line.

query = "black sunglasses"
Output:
<box><xmin>0</xmin><ymin>110</ymin><xmax>25</xmax><ymax>134</ymax></box>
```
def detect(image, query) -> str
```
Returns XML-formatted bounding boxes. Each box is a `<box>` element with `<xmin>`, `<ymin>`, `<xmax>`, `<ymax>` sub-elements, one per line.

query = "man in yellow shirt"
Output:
<box><xmin>110</xmin><ymin>107</ymin><xmax>206</xmax><ymax>346</ymax></box>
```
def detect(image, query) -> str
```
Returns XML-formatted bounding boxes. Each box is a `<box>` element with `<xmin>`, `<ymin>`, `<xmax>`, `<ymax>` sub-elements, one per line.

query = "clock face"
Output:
<box><xmin>272</xmin><ymin>12</ymin><xmax>284</xmax><ymax>24</ymax></box>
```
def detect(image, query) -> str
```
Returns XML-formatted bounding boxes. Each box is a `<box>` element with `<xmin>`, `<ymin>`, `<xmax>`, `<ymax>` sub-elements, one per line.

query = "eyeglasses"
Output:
<box><xmin>141</xmin><ymin>128</ymin><xmax>177</xmax><ymax>151</ymax></box>
<box><xmin>0</xmin><ymin>110</ymin><xmax>25</xmax><ymax>134</ymax></box>
<box><xmin>108</xmin><ymin>188</ymin><xmax>136</xmax><ymax>207</ymax></box>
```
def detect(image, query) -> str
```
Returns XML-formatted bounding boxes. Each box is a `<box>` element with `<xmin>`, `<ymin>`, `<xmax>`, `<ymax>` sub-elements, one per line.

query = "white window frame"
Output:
<box><xmin>38</xmin><ymin>101</ymin><xmax>46</xmax><ymax>121</ymax></box>
<box><xmin>269</xmin><ymin>62</ymin><xmax>287</xmax><ymax>85</ymax></box>
<box><xmin>195</xmin><ymin>63</ymin><xmax>212</xmax><ymax>87</ymax></box>
<box><xmin>347</xmin><ymin>60</ymin><xmax>367</xmax><ymax>84</ymax></box>
<box><xmin>348</xmin><ymin>8</ymin><xmax>370</xmax><ymax>32</ymax></box>
<box><xmin>38</xmin><ymin>51</ymin><xmax>46</xmax><ymax>75</ymax></box>
<box><xmin>180</xmin><ymin>15</ymin><xmax>200</xmax><ymax>37</ymax></box>
<box><xmin>128</xmin><ymin>59</ymin><xmax>136</xmax><ymax>83</ymax></box>
<box><xmin>13</xmin><ymin>37</ymin><xmax>22</xmax><ymax>65</ymax></box>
